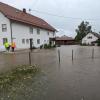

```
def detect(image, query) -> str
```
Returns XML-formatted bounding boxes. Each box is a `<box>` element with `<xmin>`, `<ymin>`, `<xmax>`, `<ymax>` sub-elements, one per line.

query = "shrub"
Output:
<box><xmin>43</xmin><ymin>44</ymin><xmax>56</xmax><ymax>49</ymax></box>
<box><xmin>44</xmin><ymin>44</ymin><xmax>51</xmax><ymax>49</ymax></box>
<box><xmin>52</xmin><ymin>44</ymin><xmax>56</xmax><ymax>48</ymax></box>
<box><xmin>47</xmin><ymin>44</ymin><xmax>52</xmax><ymax>48</ymax></box>
<box><xmin>44</xmin><ymin>44</ymin><xmax>48</xmax><ymax>49</ymax></box>
<box><xmin>96</xmin><ymin>39</ymin><xmax>100</xmax><ymax>46</ymax></box>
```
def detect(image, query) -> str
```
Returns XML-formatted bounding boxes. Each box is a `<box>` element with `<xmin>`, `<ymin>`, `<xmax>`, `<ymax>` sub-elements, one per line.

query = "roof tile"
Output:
<box><xmin>0</xmin><ymin>2</ymin><xmax>56</xmax><ymax>31</ymax></box>
<box><xmin>56</xmin><ymin>35</ymin><xmax>74</xmax><ymax>40</ymax></box>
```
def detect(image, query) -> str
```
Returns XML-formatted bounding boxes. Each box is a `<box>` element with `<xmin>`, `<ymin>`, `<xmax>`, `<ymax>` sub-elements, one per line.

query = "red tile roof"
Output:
<box><xmin>0</xmin><ymin>2</ymin><xmax>56</xmax><ymax>32</ymax></box>
<box><xmin>91</xmin><ymin>32</ymin><xmax>100</xmax><ymax>39</ymax></box>
<box><xmin>56</xmin><ymin>35</ymin><xmax>74</xmax><ymax>40</ymax></box>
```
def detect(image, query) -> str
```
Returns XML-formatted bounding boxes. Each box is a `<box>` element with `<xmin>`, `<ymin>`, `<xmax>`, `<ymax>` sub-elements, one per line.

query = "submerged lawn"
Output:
<box><xmin>0</xmin><ymin>65</ymin><xmax>45</xmax><ymax>100</ymax></box>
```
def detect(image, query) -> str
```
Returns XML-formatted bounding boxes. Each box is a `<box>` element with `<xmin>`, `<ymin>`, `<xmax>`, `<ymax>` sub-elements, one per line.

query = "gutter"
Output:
<box><xmin>10</xmin><ymin>20</ymin><xmax>13</xmax><ymax>43</ymax></box>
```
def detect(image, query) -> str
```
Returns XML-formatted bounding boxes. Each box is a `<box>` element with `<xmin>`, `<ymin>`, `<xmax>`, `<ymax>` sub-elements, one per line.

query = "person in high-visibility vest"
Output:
<box><xmin>11</xmin><ymin>42</ymin><xmax>16</xmax><ymax>52</ymax></box>
<box><xmin>4</xmin><ymin>42</ymin><xmax>10</xmax><ymax>52</ymax></box>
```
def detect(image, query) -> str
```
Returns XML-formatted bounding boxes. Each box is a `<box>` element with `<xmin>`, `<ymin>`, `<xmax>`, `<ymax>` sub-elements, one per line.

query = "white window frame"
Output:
<box><xmin>37</xmin><ymin>39</ymin><xmax>40</xmax><ymax>44</ymax></box>
<box><xmin>47</xmin><ymin>31</ymin><xmax>49</xmax><ymax>35</ymax></box>
<box><xmin>22</xmin><ymin>39</ymin><xmax>25</xmax><ymax>44</ymax></box>
<box><xmin>2</xmin><ymin>24</ymin><xmax>7</xmax><ymax>32</ymax></box>
<box><xmin>29</xmin><ymin>27</ymin><xmax>33</xmax><ymax>34</ymax></box>
<box><xmin>26</xmin><ymin>39</ymin><xmax>29</xmax><ymax>44</ymax></box>
<box><xmin>3</xmin><ymin>38</ymin><xmax>8</xmax><ymax>45</ymax></box>
<box><xmin>37</xmin><ymin>29</ymin><xmax>40</xmax><ymax>35</ymax></box>
<box><xmin>87</xmin><ymin>36</ymin><xmax>92</xmax><ymax>39</ymax></box>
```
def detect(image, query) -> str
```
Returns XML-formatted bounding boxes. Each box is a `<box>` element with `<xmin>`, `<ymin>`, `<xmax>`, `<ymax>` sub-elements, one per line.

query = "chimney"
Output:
<box><xmin>23</xmin><ymin>8</ymin><xmax>26</xmax><ymax>13</ymax></box>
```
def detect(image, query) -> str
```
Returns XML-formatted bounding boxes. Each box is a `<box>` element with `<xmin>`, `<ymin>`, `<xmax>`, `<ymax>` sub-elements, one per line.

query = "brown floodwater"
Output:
<box><xmin>0</xmin><ymin>45</ymin><xmax>100</xmax><ymax>100</ymax></box>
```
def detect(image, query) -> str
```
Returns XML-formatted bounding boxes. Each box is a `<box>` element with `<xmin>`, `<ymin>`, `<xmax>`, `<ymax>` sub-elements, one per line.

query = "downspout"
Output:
<box><xmin>10</xmin><ymin>20</ymin><xmax>13</xmax><ymax>44</ymax></box>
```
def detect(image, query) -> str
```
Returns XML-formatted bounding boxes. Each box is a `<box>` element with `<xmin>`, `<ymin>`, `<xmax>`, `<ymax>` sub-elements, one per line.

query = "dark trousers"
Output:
<box><xmin>6</xmin><ymin>46</ymin><xmax>10</xmax><ymax>51</ymax></box>
<box><xmin>12</xmin><ymin>47</ymin><xmax>14</xmax><ymax>52</ymax></box>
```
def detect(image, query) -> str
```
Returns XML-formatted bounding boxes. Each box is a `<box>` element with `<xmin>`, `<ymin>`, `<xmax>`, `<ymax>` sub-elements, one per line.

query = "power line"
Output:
<box><xmin>30</xmin><ymin>9</ymin><xmax>100</xmax><ymax>21</ymax></box>
<box><xmin>30</xmin><ymin>0</ymin><xmax>40</xmax><ymax>9</ymax></box>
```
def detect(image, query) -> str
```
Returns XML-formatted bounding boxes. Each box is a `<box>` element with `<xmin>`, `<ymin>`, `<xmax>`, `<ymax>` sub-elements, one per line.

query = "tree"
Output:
<box><xmin>75</xmin><ymin>21</ymin><xmax>92</xmax><ymax>42</ymax></box>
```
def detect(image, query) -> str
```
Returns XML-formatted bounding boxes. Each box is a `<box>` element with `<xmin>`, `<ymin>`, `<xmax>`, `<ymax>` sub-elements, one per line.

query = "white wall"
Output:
<box><xmin>12</xmin><ymin>22</ymin><xmax>32</xmax><ymax>49</ymax></box>
<box><xmin>82</xmin><ymin>33</ymin><xmax>98</xmax><ymax>45</ymax></box>
<box><xmin>0</xmin><ymin>12</ymin><xmax>11</xmax><ymax>51</ymax></box>
<box><xmin>12</xmin><ymin>22</ymin><xmax>55</xmax><ymax>49</ymax></box>
<box><xmin>0</xmin><ymin>12</ymin><xmax>55</xmax><ymax>50</ymax></box>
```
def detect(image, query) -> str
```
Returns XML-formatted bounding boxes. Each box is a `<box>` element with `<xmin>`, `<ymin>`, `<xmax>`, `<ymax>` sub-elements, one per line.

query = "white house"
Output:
<box><xmin>82</xmin><ymin>32</ymin><xmax>100</xmax><ymax>45</ymax></box>
<box><xmin>0</xmin><ymin>2</ymin><xmax>56</xmax><ymax>51</ymax></box>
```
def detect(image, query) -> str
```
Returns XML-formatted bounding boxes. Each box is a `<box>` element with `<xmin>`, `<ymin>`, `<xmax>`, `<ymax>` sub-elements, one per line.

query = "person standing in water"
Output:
<box><xmin>4</xmin><ymin>41</ymin><xmax>10</xmax><ymax>52</ymax></box>
<box><xmin>11</xmin><ymin>42</ymin><xmax>16</xmax><ymax>52</ymax></box>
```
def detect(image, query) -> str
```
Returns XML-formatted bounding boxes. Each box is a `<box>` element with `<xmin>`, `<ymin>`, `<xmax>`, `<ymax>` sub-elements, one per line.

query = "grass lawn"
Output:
<box><xmin>0</xmin><ymin>65</ymin><xmax>40</xmax><ymax>100</ymax></box>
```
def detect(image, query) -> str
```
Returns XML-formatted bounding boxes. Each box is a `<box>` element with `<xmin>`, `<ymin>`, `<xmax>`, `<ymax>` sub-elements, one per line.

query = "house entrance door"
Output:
<box><xmin>30</xmin><ymin>38</ymin><xmax>33</xmax><ymax>50</ymax></box>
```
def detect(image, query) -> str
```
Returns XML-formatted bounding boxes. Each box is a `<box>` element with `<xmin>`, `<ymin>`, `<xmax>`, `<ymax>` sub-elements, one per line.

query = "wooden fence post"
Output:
<box><xmin>72</xmin><ymin>49</ymin><xmax>74</xmax><ymax>61</ymax></box>
<box><xmin>58</xmin><ymin>49</ymin><xmax>61</xmax><ymax>64</ymax></box>
<box><xmin>29</xmin><ymin>52</ymin><xmax>31</xmax><ymax>66</ymax></box>
<box><xmin>92</xmin><ymin>48</ymin><xmax>94</xmax><ymax>59</ymax></box>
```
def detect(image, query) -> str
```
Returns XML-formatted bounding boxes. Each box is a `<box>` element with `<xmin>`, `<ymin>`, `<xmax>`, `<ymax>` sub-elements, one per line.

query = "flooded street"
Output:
<box><xmin>0</xmin><ymin>45</ymin><xmax>100</xmax><ymax>100</ymax></box>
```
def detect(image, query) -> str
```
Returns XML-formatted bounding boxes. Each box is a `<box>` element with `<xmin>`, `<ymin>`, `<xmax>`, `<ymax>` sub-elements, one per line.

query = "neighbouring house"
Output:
<box><xmin>56</xmin><ymin>35</ymin><xmax>75</xmax><ymax>45</ymax></box>
<box><xmin>0</xmin><ymin>2</ymin><xmax>56</xmax><ymax>51</ymax></box>
<box><xmin>82</xmin><ymin>32</ymin><xmax>100</xmax><ymax>45</ymax></box>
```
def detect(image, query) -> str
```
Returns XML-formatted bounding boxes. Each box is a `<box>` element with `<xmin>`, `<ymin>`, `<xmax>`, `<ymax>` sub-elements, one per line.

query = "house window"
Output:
<box><xmin>26</xmin><ymin>39</ymin><xmax>29</xmax><ymax>44</ymax></box>
<box><xmin>37</xmin><ymin>29</ymin><xmax>40</xmax><ymax>35</ymax></box>
<box><xmin>2</xmin><ymin>24</ymin><xmax>7</xmax><ymax>32</ymax></box>
<box><xmin>37</xmin><ymin>39</ymin><xmax>40</xmax><ymax>44</ymax></box>
<box><xmin>29</xmin><ymin>27</ymin><xmax>33</xmax><ymax>34</ymax></box>
<box><xmin>53</xmin><ymin>32</ymin><xmax>55</xmax><ymax>36</ymax></box>
<box><xmin>3</xmin><ymin>38</ymin><xmax>8</xmax><ymax>45</ymax></box>
<box><xmin>22</xmin><ymin>39</ymin><xmax>25</xmax><ymax>44</ymax></box>
<box><xmin>88</xmin><ymin>36</ymin><xmax>92</xmax><ymax>39</ymax></box>
<box><xmin>47</xmin><ymin>31</ymin><xmax>49</xmax><ymax>35</ymax></box>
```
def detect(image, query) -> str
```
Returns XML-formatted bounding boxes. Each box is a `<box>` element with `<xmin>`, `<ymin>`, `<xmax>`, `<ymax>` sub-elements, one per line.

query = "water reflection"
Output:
<box><xmin>0</xmin><ymin>46</ymin><xmax>100</xmax><ymax>100</ymax></box>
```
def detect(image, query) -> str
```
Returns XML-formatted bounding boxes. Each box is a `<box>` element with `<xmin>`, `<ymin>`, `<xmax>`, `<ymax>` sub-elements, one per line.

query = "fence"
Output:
<box><xmin>0</xmin><ymin>46</ymin><xmax>100</xmax><ymax>72</ymax></box>
<box><xmin>0</xmin><ymin>50</ymin><xmax>58</xmax><ymax>72</ymax></box>
<box><xmin>57</xmin><ymin>47</ymin><xmax>100</xmax><ymax>61</ymax></box>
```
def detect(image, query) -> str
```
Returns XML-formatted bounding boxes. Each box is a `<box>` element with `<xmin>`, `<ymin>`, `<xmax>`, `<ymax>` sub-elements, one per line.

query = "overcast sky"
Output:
<box><xmin>1</xmin><ymin>0</ymin><xmax>100</xmax><ymax>37</ymax></box>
